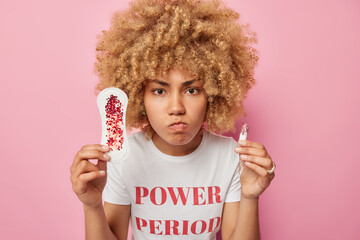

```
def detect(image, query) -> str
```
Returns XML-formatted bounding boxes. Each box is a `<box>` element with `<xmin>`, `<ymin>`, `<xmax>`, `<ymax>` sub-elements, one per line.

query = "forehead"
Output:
<box><xmin>147</xmin><ymin>69</ymin><xmax>201</xmax><ymax>85</ymax></box>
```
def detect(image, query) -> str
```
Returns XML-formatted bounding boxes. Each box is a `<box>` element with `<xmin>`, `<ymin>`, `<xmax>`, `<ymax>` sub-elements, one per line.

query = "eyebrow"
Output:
<box><xmin>150</xmin><ymin>79</ymin><xmax>198</xmax><ymax>87</ymax></box>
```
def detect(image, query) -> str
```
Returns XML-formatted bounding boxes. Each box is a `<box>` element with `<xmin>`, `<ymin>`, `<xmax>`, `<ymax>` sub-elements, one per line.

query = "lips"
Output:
<box><xmin>169</xmin><ymin>122</ymin><xmax>187</xmax><ymax>131</ymax></box>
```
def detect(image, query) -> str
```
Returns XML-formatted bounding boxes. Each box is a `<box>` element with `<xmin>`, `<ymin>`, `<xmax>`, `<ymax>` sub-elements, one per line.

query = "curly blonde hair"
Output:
<box><xmin>94</xmin><ymin>0</ymin><xmax>258</xmax><ymax>138</ymax></box>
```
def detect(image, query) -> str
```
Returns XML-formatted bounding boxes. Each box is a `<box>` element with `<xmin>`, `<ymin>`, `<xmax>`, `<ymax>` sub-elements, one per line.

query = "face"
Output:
<box><xmin>143</xmin><ymin>69</ymin><xmax>208</xmax><ymax>155</ymax></box>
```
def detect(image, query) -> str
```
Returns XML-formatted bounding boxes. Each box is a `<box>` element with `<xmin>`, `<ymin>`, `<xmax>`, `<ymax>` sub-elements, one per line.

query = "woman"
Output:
<box><xmin>70</xmin><ymin>0</ymin><xmax>275</xmax><ymax>239</ymax></box>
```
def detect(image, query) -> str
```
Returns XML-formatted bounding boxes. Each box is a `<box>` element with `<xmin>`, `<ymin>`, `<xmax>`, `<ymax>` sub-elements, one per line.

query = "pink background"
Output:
<box><xmin>1</xmin><ymin>0</ymin><xmax>359</xmax><ymax>239</ymax></box>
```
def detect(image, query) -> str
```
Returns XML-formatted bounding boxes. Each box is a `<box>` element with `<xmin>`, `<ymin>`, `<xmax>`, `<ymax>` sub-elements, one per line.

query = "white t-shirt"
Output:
<box><xmin>103</xmin><ymin>129</ymin><xmax>241</xmax><ymax>240</ymax></box>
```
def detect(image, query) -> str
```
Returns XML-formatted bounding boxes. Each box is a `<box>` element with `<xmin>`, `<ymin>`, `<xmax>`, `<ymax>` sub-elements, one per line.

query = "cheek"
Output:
<box><xmin>190</xmin><ymin>100</ymin><xmax>207</xmax><ymax>120</ymax></box>
<box><xmin>198</xmin><ymin>96</ymin><xmax>208</xmax><ymax>113</ymax></box>
<box><xmin>144</xmin><ymin>94</ymin><xmax>156</xmax><ymax>113</ymax></box>
<box><xmin>144</xmin><ymin>100</ymin><xmax>163</xmax><ymax>127</ymax></box>
<box><xmin>145</xmin><ymin>99</ymin><xmax>163</xmax><ymax>117</ymax></box>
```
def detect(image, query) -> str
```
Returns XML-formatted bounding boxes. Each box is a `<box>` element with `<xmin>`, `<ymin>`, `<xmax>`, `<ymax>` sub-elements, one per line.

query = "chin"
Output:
<box><xmin>168</xmin><ymin>134</ymin><xmax>192</xmax><ymax>145</ymax></box>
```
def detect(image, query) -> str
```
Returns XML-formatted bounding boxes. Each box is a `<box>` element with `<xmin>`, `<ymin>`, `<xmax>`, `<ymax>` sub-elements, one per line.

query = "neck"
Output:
<box><xmin>152</xmin><ymin>129</ymin><xmax>204</xmax><ymax>156</ymax></box>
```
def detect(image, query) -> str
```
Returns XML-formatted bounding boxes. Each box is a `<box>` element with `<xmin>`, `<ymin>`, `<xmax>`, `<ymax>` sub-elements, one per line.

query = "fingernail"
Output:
<box><xmin>99</xmin><ymin>170</ymin><xmax>106</xmax><ymax>175</ymax></box>
<box><xmin>235</xmin><ymin>147</ymin><xmax>242</xmax><ymax>152</ymax></box>
<box><xmin>241</xmin><ymin>154</ymin><xmax>248</xmax><ymax>159</ymax></box>
<box><xmin>103</xmin><ymin>154</ymin><xmax>110</xmax><ymax>159</ymax></box>
<box><xmin>245</xmin><ymin>162</ymin><xmax>251</xmax><ymax>166</ymax></box>
<box><xmin>102</xmin><ymin>145</ymin><xmax>109</xmax><ymax>150</ymax></box>
<box><xmin>238</xmin><ymin>140</ymin><xmax>246</xmax><ymax>146</ymax></box>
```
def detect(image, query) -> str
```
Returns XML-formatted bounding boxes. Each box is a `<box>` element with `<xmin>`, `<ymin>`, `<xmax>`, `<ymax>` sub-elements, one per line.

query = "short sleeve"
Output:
<box><xmin>102</xmin><ymin>162</ymin><xmax>131</xmax><ymax>205</ymax></box>
<box><xmin>224</xmin><ymin>143</ymin><xmax>241</xmax><ymax>202</ymax></box>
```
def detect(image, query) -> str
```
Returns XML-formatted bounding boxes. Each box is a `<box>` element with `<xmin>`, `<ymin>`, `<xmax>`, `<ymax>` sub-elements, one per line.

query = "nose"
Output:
<box><xmin>167</xmin><ymin>92</ymin><xmax>185</xmax><ymax>115</ymax></box>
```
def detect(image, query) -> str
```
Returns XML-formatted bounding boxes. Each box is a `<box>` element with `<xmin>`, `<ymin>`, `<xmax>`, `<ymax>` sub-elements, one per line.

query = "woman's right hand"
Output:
<box><xmin>70</xmin><ymin>144</ymin><xmax>111</xmax><ymax>208</ymax></box>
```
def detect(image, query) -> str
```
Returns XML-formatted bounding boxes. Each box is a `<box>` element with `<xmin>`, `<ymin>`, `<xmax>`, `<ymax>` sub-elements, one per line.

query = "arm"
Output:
<box><xmin>222</xmin><ymin>139</ymin><xmax>275</xmax><ymax>240</ymax></box>
<box><xmin>70</xmin><ymin>144</ymin><xmax>131</xmax><ymax>240</ymax></box>
<box><xmin>83</xmin><ymin>202</ymin><xmax>130</xmax><ymax>240</ymax></box>
<box><xmin>221</xmin><ymin>199</ymin><xmax>260</xmax><ymax>240</ymax></box>
<box><xmin>104</xmin><ymin>202</ymin><xmax>131</xmax><ymax>240</ymax></box>
<box><xmin>83</xmin><ymin>204</ymin><xmax>119</xmax><ymax>240</ymax></box>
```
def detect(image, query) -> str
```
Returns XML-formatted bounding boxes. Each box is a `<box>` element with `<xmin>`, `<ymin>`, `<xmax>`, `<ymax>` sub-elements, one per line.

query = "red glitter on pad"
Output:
<box><xmin>105</xmin><ymin>94</ymin><xmax>124</xmax><ymax>151</ymax></box>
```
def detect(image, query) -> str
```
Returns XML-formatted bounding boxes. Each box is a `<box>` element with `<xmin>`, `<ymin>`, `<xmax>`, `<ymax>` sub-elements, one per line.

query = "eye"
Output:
<box><xmin>152</xmin><ymin>89</ymin><xmax>165</xmax><ymax>95</ymax></box>
<box><xmin>185</xmin><ymin>88</ymin><xmax>200</xmax><ymax>95</ymax></box>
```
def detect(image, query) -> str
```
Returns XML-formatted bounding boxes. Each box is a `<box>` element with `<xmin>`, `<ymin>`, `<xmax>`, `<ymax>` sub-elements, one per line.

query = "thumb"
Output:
<box><xmin>97</xmin><ymin>159</ymin><xmax>107</xmax><ymax>172</ymax></box>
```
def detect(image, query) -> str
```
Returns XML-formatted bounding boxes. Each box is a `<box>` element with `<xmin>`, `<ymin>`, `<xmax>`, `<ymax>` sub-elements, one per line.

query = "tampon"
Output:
<box><xmin>238</xmin><ymin>123</ymin><xmax>249</xmax><ymax>175</ymax></box>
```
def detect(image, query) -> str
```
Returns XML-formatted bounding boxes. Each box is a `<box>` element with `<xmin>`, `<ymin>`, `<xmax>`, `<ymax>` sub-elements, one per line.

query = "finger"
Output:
<box><xmin>239</xmin><ymin>155</ymin><xmax>273</xmax><ymax>170</ymax></box>
<box><xmin>243</xmin><ymin>161</ymin><xmax>269</xmax><ymax>178</ymax></box>
<box><xmin>71</xmin><ymin>148</ymin><xmax>111</xmax><ymax>172</ymax></box>
<box><xmin>81</xmin><ymin>144</ymin><xmax>110</xmax><ymax>152</ymax></box>
<box><xmin>269</xmin><ymin>172</ymin><xmax>275</xmax><ymax>181</ymax></box>
<box><xmin>97</xmin><ymin>158</ymin><xmax>108</xmax><ymax>172</ymax></box>
<box><xmin>234</xmin><ymin>146</ymin><xmax>268</xmax><ymax>158</ymax></box>
<box><xmin>237</xmin><ymin>140</ymin><xmax>266</xmax><ymax>150</ymax></box>
<box><xmin>71</xmin><ymin>144</ymin><xmax>109</xmax><ymax>169</ymax></box>
<box><xmin>71</xmin><ymin>159</ymin><xmax>100</xmax><ymax>182</ymax></box>
<box><xmin>73</xmin><ymin>170</ymin><xmax>106</xmax><ymax>195</ymax></box>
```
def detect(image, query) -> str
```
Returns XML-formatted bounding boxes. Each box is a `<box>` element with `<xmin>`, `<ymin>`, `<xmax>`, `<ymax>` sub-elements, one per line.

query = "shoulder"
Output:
<box><xmin>204</xmin><ymin>129</ymin><xmax>237</xmax><ymax>149</ymax></box>
<box><xmin>122</xmin><ymin>130</ymin><xmax>150</xmax><ymax>160</ymax></box>
<box><xmin>203</xmin><ymin>129</ymin><xmax>239</xmax><ymax>166</ymax></box>
<box><xmin>127</xmin><ymin>130</ymin><xmax>148</xmax><ymax>147</ymax></box>
<box><xmin>108</xmin><ymin>131</ymin><xmax>147</xmax><ymax>167</ymax></box>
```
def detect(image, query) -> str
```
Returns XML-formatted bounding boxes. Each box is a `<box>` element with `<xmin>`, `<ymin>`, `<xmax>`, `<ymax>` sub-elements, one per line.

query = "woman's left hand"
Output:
<box><xmin>234</xmin><ymin>140</ymin><xmax>276</xmax><ymax>200</ymax></box>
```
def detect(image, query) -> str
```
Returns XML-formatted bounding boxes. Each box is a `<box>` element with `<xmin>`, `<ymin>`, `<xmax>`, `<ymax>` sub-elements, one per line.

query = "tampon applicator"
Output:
<box><xmin>238</xmin><ymin>123</ymin><xmax>249</xmax><ymax>175</ymax></box>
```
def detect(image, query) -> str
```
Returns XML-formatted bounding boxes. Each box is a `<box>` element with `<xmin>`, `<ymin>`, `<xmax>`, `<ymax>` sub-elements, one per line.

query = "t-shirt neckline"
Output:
<box><xmin>148</xmin><ymin>129</ymin><xmax>208</xmax><ymax>163</ymax></box>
